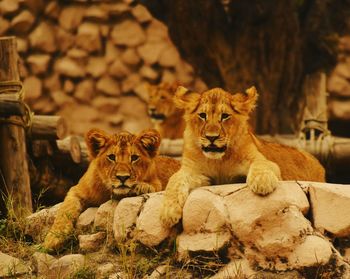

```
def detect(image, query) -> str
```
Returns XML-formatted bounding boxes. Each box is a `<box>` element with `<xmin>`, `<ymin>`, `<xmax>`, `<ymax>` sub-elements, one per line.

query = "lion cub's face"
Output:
<box><xmin>85</xmin><ymin>129</ymin><xmax>161</xmax><ymax>198</ymax></box>
<box><xmin>174</xmin><ymin>86</ymin><xmax>258</xmax><ymax>159</ymax></box>
<box><xmin>147</xmin><ymin>82</ymin><xmax>180</xmax><ymax>123</ymax></box>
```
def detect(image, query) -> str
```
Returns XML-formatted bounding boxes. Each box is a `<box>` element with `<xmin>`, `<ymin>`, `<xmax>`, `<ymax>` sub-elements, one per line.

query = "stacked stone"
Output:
<box><xmin>0</xmin><ymin>0</ymin><xmax>207</xmax><ymax>135</ymax></box>
<box><xmin>327</xmin><ymin>36</ymin><xmax>350</xmax><ymax>124</ymax></box>
<box><xmin>25</xmin><ymin>181</ymin><xmax>350</xmax><ymax>278</ymax></box>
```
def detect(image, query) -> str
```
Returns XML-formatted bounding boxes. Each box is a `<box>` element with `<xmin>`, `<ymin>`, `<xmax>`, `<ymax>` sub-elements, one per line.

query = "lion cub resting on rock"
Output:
<box><xmin>160</xmin><ymin>86</ymin><xmax>325</xmax><ymax>228</ymax></box>
<box><xmin>44</xmin><ymin>128</ymin><xmax>180</xmax><ymax>251</ymax></box>
<box><xmin>147</xmin><ymin>82</ymin><xmax>185</xmax><ymax>139</ymax></box>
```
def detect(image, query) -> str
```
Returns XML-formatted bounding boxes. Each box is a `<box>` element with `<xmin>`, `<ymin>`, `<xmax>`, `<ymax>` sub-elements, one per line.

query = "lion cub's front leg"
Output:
<box><xmin>160</xmin><ymin>169</ymin><xmax>210</xmax><ymax>228</ymax></box>
<box><xmin>43</xmin><ymin>186</ymin><xmax>84</xmax><ymax>251</ymax></box>
<box><xmin>247</xmin><ymin>159</ymin><xmax>281</xmax><ymax>196</ymax></box>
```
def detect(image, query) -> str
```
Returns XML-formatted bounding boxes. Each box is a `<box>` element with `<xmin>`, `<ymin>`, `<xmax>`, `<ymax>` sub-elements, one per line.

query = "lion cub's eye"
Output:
<box><xmin>221</xmin><ymin>113</ymin><xmax>231</xmax><ymax>121</ymax></box>
<box><xmin>131</xmin><ymin>154</ymin><xmax>140</xmax><ymax>162</ymax></box>
<box><xmin>198</xmin><ymin>112</ymin><xmax>207</xmax><ymax>120</ymax></box>
<box><xmin>107</xmin><ymin>154</ymin><xmax>116</xmax><ymax>161</ymax></box>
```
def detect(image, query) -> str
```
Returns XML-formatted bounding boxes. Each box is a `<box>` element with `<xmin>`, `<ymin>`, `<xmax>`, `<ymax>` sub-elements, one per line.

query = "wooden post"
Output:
<box><xmin>298</xmin><ymin>71</ymin><xmax>332</xmax><ymax>164</ymax></box>
<box><xmin>0</xmin><ymin>36</ymin><xmax>32</xmax><ymax>217</ymax></box>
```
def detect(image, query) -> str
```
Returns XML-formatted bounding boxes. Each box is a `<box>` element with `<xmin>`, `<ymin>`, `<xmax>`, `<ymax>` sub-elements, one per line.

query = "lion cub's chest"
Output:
<box><xmin>202</xmin><ymin>159</ymin><xmax>249</xmax><ymax>185</ymax></box>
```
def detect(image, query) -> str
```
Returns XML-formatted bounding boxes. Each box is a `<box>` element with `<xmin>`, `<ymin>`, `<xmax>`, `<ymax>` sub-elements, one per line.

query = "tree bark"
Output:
<box><xmin>140</xmin><ymin>0</ymin><xmax>350</xmax><ymax>134</ymax></box>
<box><xmin>0</xmin><ymin>36</ymin><xmax>32</xmax><ymax>217</ymax></box>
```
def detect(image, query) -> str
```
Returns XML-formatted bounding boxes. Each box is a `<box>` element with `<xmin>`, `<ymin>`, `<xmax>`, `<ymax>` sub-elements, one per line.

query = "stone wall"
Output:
<box><xmin>0</xmin><ymin>0</ymin><xmax>207</xmax><ymax>135</ymax></box>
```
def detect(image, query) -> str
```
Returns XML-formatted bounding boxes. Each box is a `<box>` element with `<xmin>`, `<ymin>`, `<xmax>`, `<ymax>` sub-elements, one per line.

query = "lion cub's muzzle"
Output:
<box><xmin>148</xmin><ymin>108</ymin><xmax>166</xmax><ymax>122</ymax></box>
<box><xmin>201</xmin><ymin>135</ymin><xmax>227</xmax><ymax>153</ymax></box>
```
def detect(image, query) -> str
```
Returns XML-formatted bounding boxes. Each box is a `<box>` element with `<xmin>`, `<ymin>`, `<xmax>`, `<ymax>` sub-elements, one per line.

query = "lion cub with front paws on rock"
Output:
<box><xmin>44</xmin><ymin>128</ymin><xmax>180</xmax><ymax>251</ymax></box>
<box><xmin>160</xmin><ymin>86</ymin><xmax>325</xmax><ymax>228</ymax></box>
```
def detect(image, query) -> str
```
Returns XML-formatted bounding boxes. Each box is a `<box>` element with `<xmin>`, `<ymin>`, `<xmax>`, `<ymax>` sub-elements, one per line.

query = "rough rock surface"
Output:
<box><xmin>309</xmin><ymin>182</ymin><xmax>350</xmax><ymax>236</ymax></box>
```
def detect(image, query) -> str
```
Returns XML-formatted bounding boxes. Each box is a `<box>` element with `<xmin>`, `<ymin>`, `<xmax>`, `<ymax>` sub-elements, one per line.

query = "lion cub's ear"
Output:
<box><xmin>231</xmin><ymin>86</ymin><xmax>258</xmax><ymax>115</ymax></box>
<box><xmin>136</xmin><ymin>129</ymin><xmax>161</xmax><ymax>158</ymax></box>
<box><xmin>174</xmin><ymin>86</ymin><xmax>201</xmax><ymax>111</ymax></box>
<box><xmin>85</xmin><ymin>128</ymin><xmax>110</xmax><ymax>158</ymax></box>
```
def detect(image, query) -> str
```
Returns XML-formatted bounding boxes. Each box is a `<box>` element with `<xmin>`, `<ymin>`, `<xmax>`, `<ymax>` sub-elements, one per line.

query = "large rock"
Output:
<box><xmin>158</xmin><ymin>45</ymin><xmax>180</xmax><ymax>67</ymax></box>
<box><xmin>0</xmin><ymin>252</ymin><xmax>29</xmax><ymax>278</ymax></box>
<box><xmin>29</xmin><ymin>22</ymin><xmax>56</xmax><ymax>52</ymax></box>
<box><xmin>182</xmin><ymin>188</ymin><xmax>228</xmax><ymax>233</ymax></box>
<box><xmin>92</xmin><ymin>96</ymin><xmax>120</xmax><ymax>113</ymax></box>
<box><xmin>75</xmin><ymin>79</ymin><xmax>95</xmax><ymax>103</ymax></box>
<box><xmin>58</xmin><ymin>6</ymin><xmax>85</xmax><ymax>31</ymax></box>
<box><xmin>177</xmin><ymin>231</ymin><xmax>231</xmax><ymax>261</ymax></box>
<box><xmin>94</xmin><ymin>200</ymin><xmax>119</xmax><ymax>232</ymax></box>
<box><xmin>96</xmin><ymin>76</ymin><xmax>121</xmax><ymax>96</ymax></box>
<box><xmin>76</xmin><ymin>207</ymin><xmax>98</xmax><ymax>232</ymax></box>
<box><xmin>309</xmin><ymin>182</ymin><xmax>350</xmax><ymax>237</ymax></box>
<box><xmin>113</xmin><ymin>196</ymin><xmax>144</xmax><ymax>242</ymax></box>
<box><xmin>25</xmin><ymin>203</ymin><xmax>61</xmax><ymax>242</ymax></box>
<box><xmin>210</xmin><ymin>259</ymin><xmax>256</xmax><ymax>279</ymax></box>
<box><xmin>27</xmin><ymin>54</ymin><xmax>51</xmax><ymax>75</ymax></box>
<box><xmin>131</xmin><ymin>4</ymin><xmax>152</xmax><ymax>23</ymax></box>
<box><xmin>0</xmin><ymin>0</ymin><xmax>19</xmax><ymax>15</ymax></box>
<box><xmin>137</xmin><ymin>42</ymin><xmax>166</xmax><ymax>65</ymax></box>
<box><xmin>84</xmin><ymin>5</ymin><xmax>109</xmax><ymax>21</ymax></box>
<box><xmin>86</xmin><ymin>56</ymin><xmax>107</xmax><ymax>78</ymax></box>
<box><xmin>10</xmin><ymin>10</ymin><xmax>35</xmax><ymax>33</ymax></box>
<box><xmin>33</xmin><ymin>252</ymin><xmax>56</xmax><ymax>278</ymax></box>
<box><xmin>121</xmin><ymin>73</ymin><xmax>141</xmax><ymax>93</ymax></box>
<box><xmin>76</xmin><ymin>23</ymin><xmax>102</xmax><ymax>53</ymax></box>
<box><xmin>110</xmin><ymin>19</ymin><xmax>146</xmax><ymax>47</ymax></box>
<box><xmin>327</xmin><ymin>73</ymin><xmax>350</xmax><ymax>97</ymax></box>
<box><xmin>287</xmin><ymin>235</ymin><xmax>332</xmax><ymax>269</ymax></box>
<box><xmin>23</xmin><ymin>75</ymin><xmax>42</xmax><ymax>101</ymax></box>
<box><xmin>328</xmin><ymin>98</ymin><xmax>350</xmax><ymax>121</ymax></box>
<box><xmin>121</xmin><ymin>48</ymin><xmax>141</xmax><ymax>66</ymax></box>
<box><xmin>56</xmin><ymin>28</ymin><xmax>75</xmax><ymax>53</ymax></box>
<box><xmin>54</xmin><ymin>58</ymin><xmax>86</xmax><ymax>78</ymax></box>
<box><xmin>46</xmin><ymin>254</ymin><xmax>85</xmax><ymax>279</ymax></box>
<box><xmin>78</xmin><ymin>232</ymin><xmax>106</xmax><ymax>252</ymax></box>
<box><xmin>109</xmin><ymin>60</ymin><xmax>130</xmax><ymax>79</ymax></box>
<box><xmin>136</xmin><ymin>193</ymin><xmax>171</xmax><ymax>246</ymax></box>
<box><xmin>105</xmin><ymin>41</ymin><xmax>121</xmax><ymax>64</ymax></box>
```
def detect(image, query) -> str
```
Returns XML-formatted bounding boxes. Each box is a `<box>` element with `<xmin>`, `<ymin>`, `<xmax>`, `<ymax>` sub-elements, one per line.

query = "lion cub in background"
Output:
<box><xmin>147</xmin><ymin>82</ymin><xmax>185</xmax><ymax>139</ymax></box>
<box><xmin>44</xmin><ymin>128</ymin><xmax>180</xmax><ymax>251</ymax></box>
<box><xmin>160</xmin><ymin>86</ymin><xmax>325</xmax><ymax>228</ymax></box>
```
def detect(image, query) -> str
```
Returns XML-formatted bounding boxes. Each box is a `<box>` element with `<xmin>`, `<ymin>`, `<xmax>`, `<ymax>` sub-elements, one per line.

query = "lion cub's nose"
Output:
<box><xmin>206</xmin><ymin>135</ymin><xmax>219</xmax><ymax>143</ymax></box>
<box><xmin>116</xmin><ymin>175</ymin><xmax>130</xmax><ymax>183</ymax></box>
<box><xmin>149</xmin><ymin>108</ymin><xmax>156</xmax><ymax>113</ymax></box>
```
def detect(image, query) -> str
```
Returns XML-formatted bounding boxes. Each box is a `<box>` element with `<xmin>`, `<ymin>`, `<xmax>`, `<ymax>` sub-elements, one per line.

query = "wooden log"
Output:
<box><xmin>159</xmin><ymin>135</ymin><xmax>350</xmax><ymax>172</ymax></box>
<box><xmin>31</xmin><ymin>115</ymin><xmax>68</xmax><ymax>140</ymax></box>
<box><xmin>0</xmin><ymin>36</ymin><xmax>32</xmax><ymax>217</ymax></box>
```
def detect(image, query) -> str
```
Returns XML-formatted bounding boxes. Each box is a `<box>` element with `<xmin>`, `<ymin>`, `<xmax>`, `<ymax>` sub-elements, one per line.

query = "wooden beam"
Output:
<box><xmin>0</xmin><ymin>36</ymin><xmax>32</xmax><ymax>217</ymax></box>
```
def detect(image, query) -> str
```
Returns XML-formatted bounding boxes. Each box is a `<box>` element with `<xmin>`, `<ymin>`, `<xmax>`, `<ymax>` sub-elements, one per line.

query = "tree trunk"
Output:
<box><xmin>0</xmin><ymin>36</ymin><xmax>32</xmax><ymax>217</ymax></box>
<box><xmin>140</xmin><ymin>0</ymin><xmax>350</xmax><ymax>134</ymax></box>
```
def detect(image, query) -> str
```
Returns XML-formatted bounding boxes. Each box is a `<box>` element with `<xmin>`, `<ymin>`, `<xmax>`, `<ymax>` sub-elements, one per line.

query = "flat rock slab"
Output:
<box><xmin>0</xmin><ymin>252</ymin><xmax>29</xmax><ymax>277</ymax></box>
<box><xmin>309</xmin><ymin>182</ymin><xmax>350</xmax><ymax>237</ymax></box>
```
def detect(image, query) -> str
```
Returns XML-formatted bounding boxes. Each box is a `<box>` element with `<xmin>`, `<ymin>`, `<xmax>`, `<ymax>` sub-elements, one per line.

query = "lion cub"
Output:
<box><xmin>147</xmin><ymin>82</ymin><xmax>185</xmax><ymax>139</ymax></box>
<box><xmin>160</xmin><ymin>86</ymin><xmax>325</xmax><ymax>228</ymax></box>
<box><xmin>44</xmin><ymin>128</ymin><xmax>180</xmax><ymax>251</ymax></box>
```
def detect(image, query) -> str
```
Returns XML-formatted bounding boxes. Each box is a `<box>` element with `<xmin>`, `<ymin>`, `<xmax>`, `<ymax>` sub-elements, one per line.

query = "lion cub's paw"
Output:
<box><xmin>160</xmin><ymin>199</ymin><xmax>183</xmax><ymax>228</ymax></box>
<box><xmin>247</xmin><ymin>169</ymin><xmax>279</xmax><ymax>196</ymax></box>
<box><xmin>43</xmin><ymin>233</ymin><xmax>64</xmax><ymax>252</ymax></box>
<box><xmin>134</xmin><ymin>182</ymin><xmax>155</xmax><ymax>195</ymax></box>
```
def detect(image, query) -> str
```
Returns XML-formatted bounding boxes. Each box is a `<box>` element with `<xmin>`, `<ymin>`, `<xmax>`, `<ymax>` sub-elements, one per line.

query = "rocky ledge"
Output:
<box><xmin>3</xmin><ymin>181</ymin><xmax>350</xmax><ymax>278</ymax></box>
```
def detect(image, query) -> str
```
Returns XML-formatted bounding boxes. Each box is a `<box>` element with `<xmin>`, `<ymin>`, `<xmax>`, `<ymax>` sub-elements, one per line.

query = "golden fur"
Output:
<box><xmin>147</xmin><ymin>82</ymin><xmax>186</xmax><ymax>139</ymax></box>
<box><xmin>44</xmin><ymin>128</ymin><xmax>180</xmax><ymax>251</ymax></box>
<box><xmin>160</xmin><ymin>86</ymin><xmax>325</xmax><ymax>227</ymax></box>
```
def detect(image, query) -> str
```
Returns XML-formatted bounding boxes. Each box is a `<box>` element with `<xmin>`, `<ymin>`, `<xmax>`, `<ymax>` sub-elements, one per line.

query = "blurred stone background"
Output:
<box><xmin>0</xmin><ymin>0</ymin><xmax>207</xmax><ymax>135</ymax></box>
<box><xmin>0</xmin><ymin>0</ymin><xmax>349</xmax><ymax>137</ymax></box>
